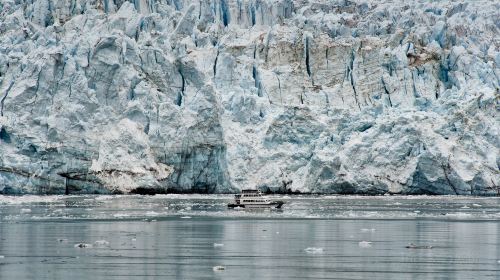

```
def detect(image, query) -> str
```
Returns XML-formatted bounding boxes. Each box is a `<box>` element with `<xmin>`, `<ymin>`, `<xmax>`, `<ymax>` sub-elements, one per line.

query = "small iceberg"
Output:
<box><xmin>145</xmin><ymin>211</ymin><xmax>159</xmax><ymax>216</ymax></box>
<box><xmin>74</xmin><ymin>243</ymin><xmax>93</xmax><ymax>248</ymax></box>
<box><xmin>180</xmin><ymin>216</ymin><xmax>192</xmax><ymax>219</ymax></box>
<box><xmin>304</xmin><ymin>247</ymin><xmax>324</xmax><ymax>254</ymax></box>
<box><xmin>113</xmin><ymin>213</ymin><xmax>130</xmax><ymax>218</ymax></box>
<box><xmin>94</xmin><ymin>240</ymin><xmax>110</xmax><ymax>247</ymax></box>
<box><xmin>405</xmin><ymin>243</ymin><xmax>433</xmax><ymax>249</ymax></box>
<box><xmin>20</xmin><ymin>208</ymin><xmax>32</xmax><ymax>214</ymax></box>
<box><xmin>212</xmin><ymin>266</ymin><xmax>225</xmax><ymax>271</ymax></box>
<box><xmin>213</xmin><ymin>243</ymin><xmax>224</xmax><ymax>247</ymax></box>
<box><xmin>358</xmin><ymin>241</ymin><xmax>373</xmax><ymax>248</ymax></box>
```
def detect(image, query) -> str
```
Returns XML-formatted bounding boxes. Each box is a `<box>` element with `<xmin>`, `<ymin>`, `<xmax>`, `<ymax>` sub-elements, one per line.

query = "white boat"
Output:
<box><xmin>227</xmin><ymin>189</ymin><xmax>284</xmax><ymax>209</ymax></box>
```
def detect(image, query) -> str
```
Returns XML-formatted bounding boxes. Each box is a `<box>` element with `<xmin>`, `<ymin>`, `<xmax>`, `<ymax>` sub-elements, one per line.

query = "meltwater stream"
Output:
<box><xmin>1</xmin><ymin>195</ymin><xmax>500</xmax><ymax>279</ymax></box>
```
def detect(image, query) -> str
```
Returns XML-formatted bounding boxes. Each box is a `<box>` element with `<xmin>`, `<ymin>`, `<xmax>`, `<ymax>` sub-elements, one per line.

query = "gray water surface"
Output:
<box><xmin>1</xmin><ymin>195</ymin><xmax>500</xmax><ymax>279</ymax></box>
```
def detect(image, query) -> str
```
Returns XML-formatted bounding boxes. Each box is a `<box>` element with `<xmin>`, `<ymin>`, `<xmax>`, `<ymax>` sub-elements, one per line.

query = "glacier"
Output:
<box><xmin>0</xmin><ymin>0</ymin><xmax>498</xmax><ymax>195</ymax></box>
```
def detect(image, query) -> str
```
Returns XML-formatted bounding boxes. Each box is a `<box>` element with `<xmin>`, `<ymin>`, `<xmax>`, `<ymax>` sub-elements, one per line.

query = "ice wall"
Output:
<box><xmin>0</xmin><ymin>0</ymin><xmax>498</xmax><ymax>194</ymax></box>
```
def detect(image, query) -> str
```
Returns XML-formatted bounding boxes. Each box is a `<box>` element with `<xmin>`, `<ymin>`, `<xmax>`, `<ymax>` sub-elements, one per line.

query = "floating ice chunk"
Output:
<box><xmin>0</xmin><ymin>195</ymin><xmax>64</xmax><ymax>205</ymax></box>
<box><xmin>413</xmin><ymin>210</ymin><xmax>421</xmax><ymax>213</ymax></box>
<box><xmin>472</xmin><ymin>204</ymin><xmax>482</xmax><ymax>207</ymax></box>
<box><xmin>497</xmin><ymin>260</ymin><xmax>500</xmax><ymax>264</ymax></box>
<box><xmin>304</xmin><ymin>247</ymin><xmax>324</xmax><ymax>254</ymax></box>
<box><xmin>94</xmin><ymin>240</ymin><xmax>110</xmax><ymax>247</ymax></box>
<box><xmin>405</xmin><ymin>243</ymin><xmax>432</xmax><ymax>249</ymax></box>
<box><xmin>212</xmin><ymin>266</ymin><xmax>225</xmax><ymax>271</ymax></box>
<box><xmin>0</xmin><ymin>256</ymin><xmax>4</xmax><ymax>259</ymax></box>
<box><xmin>360</xmin><ymin>228</ymin><xmax>376</xmax><ymax>232</ymax></box>
<box><xmin>461</xmin><ymin>205</ymin><xmax>470</xmax><ymax>209</ymax></box>
<box><xmin>20</xmin><ymin>208</ymin><xmax>31</xmax><ymax>214</ymax></box>
<box><xmin>74</xmin><ymin>243</ymin><xmax>93</xmax><ymax>248</ymax></box>
<box><xmin>213</xmin><ymin>243</ymin><xmax>224</xmax><ymax>247</ymax></box>
<box><xmin>95</xmin><ymin>196</ymin><xmax>113</xmax><ymax>201</ymax></box>
<box><xmin>113</xmin><ymin>213</ymin><xmax>130</xmax><ymax>218</ymax></box>
<box><xmin>358</xmin><ymin>241</ymin><xmax>373</xmax><ymax>248</ymax></box>
<box><xmin>145</xmin><ymin>211</ymin><xmax>159</xmax><ymax>216</ymax></box>
<box><xmin>181</xmin><ymin>216</ymin><xmax>192</xmax><ymax>219</ymax></box>
<box><xmin>445</xmin><ymin>213</ymin><xmax>472</xmax><ymax>218</ymax></box>
<box><xmin>131</xmin><ymin>238</ymin><xmax>137</xmax><ymax>242</ymax></box>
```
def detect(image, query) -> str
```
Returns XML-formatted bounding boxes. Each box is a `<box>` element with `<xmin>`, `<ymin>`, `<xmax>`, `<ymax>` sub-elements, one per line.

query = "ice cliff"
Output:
<box><xmin>0</xmin><ymin>0</ymin><xmax>498</xmax><ymax>195</ymax></box>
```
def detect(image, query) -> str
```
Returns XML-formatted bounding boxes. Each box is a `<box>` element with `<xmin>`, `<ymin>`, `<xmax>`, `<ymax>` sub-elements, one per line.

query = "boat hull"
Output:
<box><xmin>228</xmin><ymin>201</ymin><xmax>284</xmax><ymax>209</ymax></box>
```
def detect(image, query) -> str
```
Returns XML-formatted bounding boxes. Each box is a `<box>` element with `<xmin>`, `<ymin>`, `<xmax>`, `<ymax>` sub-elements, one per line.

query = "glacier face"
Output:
<box><xmin>0</xmin><ymin>0</ymin><xmax>498</xmax><ymax>195</ymax></box>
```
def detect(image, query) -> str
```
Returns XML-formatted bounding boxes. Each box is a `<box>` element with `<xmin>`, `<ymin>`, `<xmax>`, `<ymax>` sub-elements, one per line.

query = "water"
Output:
<box><xmin>1</xmin><ymin>195</ymin><xmax>500</xmax><ymax>279</ymax></box>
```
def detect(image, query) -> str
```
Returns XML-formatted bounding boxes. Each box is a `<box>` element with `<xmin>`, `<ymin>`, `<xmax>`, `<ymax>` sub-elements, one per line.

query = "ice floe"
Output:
<box><xmin>358</xmin><ymin>241</ymin><xmax>373</xmax><ymax>248</ymax></box>
<box><xmin>74</xmin><ymin>243</ymin><xmax>93</xmax><ymax>248</ymax></box>
<box><xmin>94</xmin><ymin>240</ymin><xmax>110</xmax><ymax>247</ymax></box>
<box><xmin>304</xmin><ymin>247</ymin><xmax>324</xmax><ymax>254</ymax></box>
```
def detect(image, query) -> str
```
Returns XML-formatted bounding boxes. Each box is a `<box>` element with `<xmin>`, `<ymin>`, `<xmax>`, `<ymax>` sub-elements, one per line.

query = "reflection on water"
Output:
<box><xmin>1</xmin><ymin>195</ymin><xmax>500</xmax><ymax>279</ymax></box>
